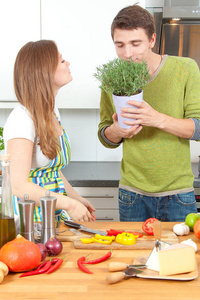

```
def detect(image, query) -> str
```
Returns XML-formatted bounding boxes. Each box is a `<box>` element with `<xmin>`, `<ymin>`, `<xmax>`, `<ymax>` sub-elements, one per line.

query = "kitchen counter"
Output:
<box><xmin>63</xmin><ymin>161</ymin><xmax>121</xmax><ymax>187</ymax></box>
<box><xmin>63</xmin><ymin>161</ymin><xmax>200</xmax><ymax>188</ymax></box>
<box><xmin>1</xmin><ymin>221</ymin><xmax>200</xmax><ymax>300</ymax></box>
<box><xmin>0</xmin><ymin>161</ymin><xmax>199</xmax><ymax>188</ymax></box>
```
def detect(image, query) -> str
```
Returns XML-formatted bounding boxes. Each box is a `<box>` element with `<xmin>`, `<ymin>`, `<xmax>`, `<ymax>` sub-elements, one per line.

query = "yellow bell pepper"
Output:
<box><xmin>80</xmin><ymin>234</ymin><xmax>115</xmax><ymax>245</ymax></box>
<box><xmin>115</xmin><ymin>232</ymin><xmax>136</xmax><ymax>245</ymax></box>
<box><xmin>80</xmin><ymin>238</ymin><xmax>95</xmax><ymax>244</ymax></box>
<box><xmin>92</xmin><ymin>238</ymin><xmax>113</xmax><ymax>244</ymax></box>
<box><xmin>94</xmin><ymin>234</ymin><xmax>115</xmax><ymax>241</ymax></box>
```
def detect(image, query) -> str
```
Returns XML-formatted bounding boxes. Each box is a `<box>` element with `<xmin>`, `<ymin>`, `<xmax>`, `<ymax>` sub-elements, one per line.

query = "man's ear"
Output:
<box><xmin>150</xmin><ymin>33</ymin><xmax>156</xmax><ymax>49</ymax></box>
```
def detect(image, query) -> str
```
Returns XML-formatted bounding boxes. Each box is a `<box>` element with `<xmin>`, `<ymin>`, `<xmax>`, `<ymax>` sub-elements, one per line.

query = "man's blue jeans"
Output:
<box><xmin>118</xmin><ymin>188</ymin><xmax>198</xmax><ymax>222</ymax></box>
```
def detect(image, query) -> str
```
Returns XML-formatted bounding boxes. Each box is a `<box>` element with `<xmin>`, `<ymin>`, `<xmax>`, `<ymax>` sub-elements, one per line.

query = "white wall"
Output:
<box><xmin>0</xmin><ymin>108</ymin><xmax>122</xmax><ymax>161</ymax></box>
<box><xmin>0</xmin><ymin>0</ymin><xmax>199</xmax><ymax>162</ymax></box>
<box><xmin>1</xmin><ymin>108</ymin><xmax>200</xmax><ymax>163</ymax></box>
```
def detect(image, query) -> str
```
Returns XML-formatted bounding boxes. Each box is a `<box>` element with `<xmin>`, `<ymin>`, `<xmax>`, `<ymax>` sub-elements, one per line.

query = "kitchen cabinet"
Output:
<box><xmin>0</xmin><ymin>0</ymin><xmax>40</xmax><ymax>103</ymax></box>
<box><xmin>74</xmin><ymin>187</ymin><xmax>119</xmax><ymax>221</ymax></box>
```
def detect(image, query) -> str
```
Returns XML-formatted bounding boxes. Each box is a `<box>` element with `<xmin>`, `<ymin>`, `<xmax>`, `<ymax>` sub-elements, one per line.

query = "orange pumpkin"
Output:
<box><xmin>0</xmin><ymin>234</ymin><xmax>41</xmax><ymax>272</ymax></box>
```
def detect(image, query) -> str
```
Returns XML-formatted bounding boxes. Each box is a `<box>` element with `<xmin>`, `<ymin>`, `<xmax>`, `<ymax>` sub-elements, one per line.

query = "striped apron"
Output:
<box><xmin>13</xmin><ymin>114</ymin><xmax>71</xmax><ymax>223</ymax></box>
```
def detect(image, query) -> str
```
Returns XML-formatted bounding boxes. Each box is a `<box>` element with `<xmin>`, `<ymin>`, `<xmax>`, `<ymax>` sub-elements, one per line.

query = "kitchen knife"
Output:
<box><xmin>108</xmin><ymin>262</ymin><xmax>147</xmax><ymax>272</ymax></box>
<box><xmin>106</xmin><ymin>268</ymin><xmax>143</xmax><ymax>284</ymax></box>
<box><xmin>153</xmin><ymin>220</ymin><xmax>162</xmax><ymax>251</ymax></box>
<box><xmin>64</xmin><ymin>220</ymin><xmax>108</xmax><ymax>236</ymax></box>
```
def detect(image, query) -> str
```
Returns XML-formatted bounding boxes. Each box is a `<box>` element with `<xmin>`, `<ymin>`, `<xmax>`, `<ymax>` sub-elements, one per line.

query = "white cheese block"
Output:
<box><xmin>158</xmin><ymin>244</ymin><xmax>196</xmax><ymax>276</ymax></box>
<box><xmin>146</xmin><ymin>241</ymin><xmax>171</xmax><ymax>272</ymax></box>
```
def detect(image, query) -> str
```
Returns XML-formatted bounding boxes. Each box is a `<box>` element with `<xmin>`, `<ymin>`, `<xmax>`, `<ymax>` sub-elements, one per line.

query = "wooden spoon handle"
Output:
<box><xmin>108</xmin><ymin>262</ymin><xmax>128</xmax><ymax>272</ymax></box>
<box><xmin>106</xmin><ymin>272</ymin><xmax>125</xmax><ymax>284</ymax></box>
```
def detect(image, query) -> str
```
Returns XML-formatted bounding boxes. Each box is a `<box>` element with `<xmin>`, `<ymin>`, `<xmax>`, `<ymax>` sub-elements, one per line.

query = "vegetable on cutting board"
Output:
<box><xmin>80</xmin><ymin>234</ymin><xmax>115</xmax><ymax>245</ymax></box>
<box><xmin>115</xmin><ymin>233</ymin><xmax>136</xmax><ymax>245</ymax></box>
<box><xmin>106</xmin><ymin>229</ymin><xmax>143</xmax><ymax>237</ymax></box>
<box><xmin>142</xmin><ymin>218</ymin><xmax>159</xmax><ymax>235</ymax></box>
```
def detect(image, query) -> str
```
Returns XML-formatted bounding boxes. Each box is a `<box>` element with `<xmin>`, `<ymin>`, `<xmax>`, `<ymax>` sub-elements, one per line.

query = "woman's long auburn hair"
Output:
<box><xmin>14</xmin><ymin>40</ymin><xmax>60</xmax><ymax>159</ymax></box>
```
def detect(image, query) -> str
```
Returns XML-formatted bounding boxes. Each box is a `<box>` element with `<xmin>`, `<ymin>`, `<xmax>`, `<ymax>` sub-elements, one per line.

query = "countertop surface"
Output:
<box><xmin>62</xmin><ymin>161</ymin><xmax>200</xmax><ymax>188</ymax></box>
<box><xmin>1</xmin><ymin>221</ymin><xmax>200</xmax><ymax>300</ymax></box>
<box><xmin>0</xmin><ymin>161</ymin><xmax>200</xmax><ymax>188</ymax></box>
<box><xmin>63</xmin><ymin>161</ymin><xmax>121</xmax><ymax>187</ymax></box>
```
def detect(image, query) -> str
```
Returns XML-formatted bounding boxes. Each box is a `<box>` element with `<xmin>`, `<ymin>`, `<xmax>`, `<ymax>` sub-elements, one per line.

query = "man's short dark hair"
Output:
<box><xmin>111</xmin><ymin>4</ymin><xmax>155</xmax><ymax>41</ymax></box>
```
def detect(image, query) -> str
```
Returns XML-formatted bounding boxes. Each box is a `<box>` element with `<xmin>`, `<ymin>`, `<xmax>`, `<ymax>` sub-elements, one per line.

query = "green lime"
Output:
<box><xmin>185</xmin><ymin>213</ymin><xmax>200</xmax><ymax>231</ymax></box>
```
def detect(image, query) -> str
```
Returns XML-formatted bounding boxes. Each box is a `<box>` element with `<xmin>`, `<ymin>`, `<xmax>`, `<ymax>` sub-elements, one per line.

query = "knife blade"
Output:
<box><xmin>64</xmin><ymin>220</ymin><xmax>108</xmax><ymax>236</ymax></box>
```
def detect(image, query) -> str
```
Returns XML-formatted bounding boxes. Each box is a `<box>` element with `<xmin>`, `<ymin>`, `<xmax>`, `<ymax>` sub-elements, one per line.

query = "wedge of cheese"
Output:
<box><xmin>158</xmin><ymin>243</ymin><xmax>196</xmax><ymax>276</ymax></box>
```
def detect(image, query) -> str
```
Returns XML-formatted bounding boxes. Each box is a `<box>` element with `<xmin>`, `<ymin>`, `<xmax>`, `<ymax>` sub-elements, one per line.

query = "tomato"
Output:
<box><xmin>185</xmin><ymin>213</ymin><xmax>200</xmax><ymax>231</ymax></box>
<box><xmin>142</xmin><ymin>218</ymin><xmax>159</xmax><ymax>235</ymax></box>
<box><xmin>193</xmin><ymin>219</ymin><xmax>200</xmax><ymax>239</ymax></box>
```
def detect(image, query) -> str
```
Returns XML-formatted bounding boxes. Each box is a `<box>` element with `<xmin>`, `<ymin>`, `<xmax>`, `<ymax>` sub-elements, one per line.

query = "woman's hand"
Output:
<box><xmin>67</xmin><ymin>198</ymin><xmax>96</xmax><ymax>222</ymax></box>
<box><xmin>77</xmin><ymin>197</ymin><xmax>96</xmax><ymax>221</ymax></box>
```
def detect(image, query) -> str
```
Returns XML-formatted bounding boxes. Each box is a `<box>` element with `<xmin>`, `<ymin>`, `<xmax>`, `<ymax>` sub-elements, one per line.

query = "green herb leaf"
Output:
<box><xmin>94</xmin><ymin>58</ymin><xmax>150</xmax><ymax>96</ymax></box>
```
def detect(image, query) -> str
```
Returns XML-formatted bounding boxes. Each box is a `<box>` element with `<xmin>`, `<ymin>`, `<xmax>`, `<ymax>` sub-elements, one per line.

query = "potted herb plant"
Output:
<box><xmin>94</xmin><ymin>58</ymin><xmax>150</xmax><ymax>128</ymax></box>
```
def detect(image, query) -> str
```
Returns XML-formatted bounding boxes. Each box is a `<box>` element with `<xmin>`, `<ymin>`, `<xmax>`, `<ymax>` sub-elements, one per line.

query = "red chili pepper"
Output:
<box><xmin>106</xmin><ymin>229</ymin><xmax>123</xmax><ymax>236</ymax></box>
<box><xmin>36</xmin><ymin>261</ymin><xmax>48</xmax><ymax>270</ymax></box>
<box><xmin>19</xmin><ymin>260</ymin><xmax>52</xmax><ymax>278</ymax></box>
<box><xmin>83</xmin><ymin>251</ymin><xmax>112</xmax><ymax>264</ymax></box>
<box><xmin>77</xmin><ymin>256</ymin><xmax>93</xmax><ymax>274</ymax></box>
<box><xmin>45</xmin><ymin>258</ymin><xmax>63</xmax><ymax>274</ymax></box>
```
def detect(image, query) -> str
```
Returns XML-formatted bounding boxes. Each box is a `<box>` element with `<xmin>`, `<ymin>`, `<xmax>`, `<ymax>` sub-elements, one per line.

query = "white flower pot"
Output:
<box><xmin>112</xmin><ymin>89</ymin><xmax>143</xmax><ymax>129</ymax></box>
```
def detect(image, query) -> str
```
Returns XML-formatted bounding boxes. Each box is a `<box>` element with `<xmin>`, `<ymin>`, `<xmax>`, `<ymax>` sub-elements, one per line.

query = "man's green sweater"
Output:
<box><xmin>98</xmin><ymin>56</ymin><xmax>200</xmax><ymax>195</ymax></box>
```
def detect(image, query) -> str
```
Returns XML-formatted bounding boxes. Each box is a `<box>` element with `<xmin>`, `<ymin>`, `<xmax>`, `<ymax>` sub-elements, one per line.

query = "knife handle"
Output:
<box><xmin>108</xmin><ymin>262</ymin><xmax>128</xmax><ymax>272</ymax></box>
<box><xmin>106</xmin><ymin>272</ymin><xmax>125</xmax><ymax>284</ymax></box>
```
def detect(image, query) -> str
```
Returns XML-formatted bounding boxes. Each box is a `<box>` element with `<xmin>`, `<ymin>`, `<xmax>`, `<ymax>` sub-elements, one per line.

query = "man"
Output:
<box><xmin>98</xmin><ymin>4</ymin><xmax>200</xmax><ymax>222</ymax></box>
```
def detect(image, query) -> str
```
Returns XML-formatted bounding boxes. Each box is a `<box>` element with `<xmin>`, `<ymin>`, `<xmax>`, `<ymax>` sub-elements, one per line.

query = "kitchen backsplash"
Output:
<box><xmin>1</xmin><ymin>108</ymin><xmax>199</xmax><ymax>163</ymax></box>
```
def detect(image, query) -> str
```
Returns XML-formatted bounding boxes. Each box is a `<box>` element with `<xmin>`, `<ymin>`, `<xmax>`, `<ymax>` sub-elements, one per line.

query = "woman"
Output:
<box><xmin>3</xmin><ymin>40</ymin><xmax>96</xmax><ymax>224</ymax></box>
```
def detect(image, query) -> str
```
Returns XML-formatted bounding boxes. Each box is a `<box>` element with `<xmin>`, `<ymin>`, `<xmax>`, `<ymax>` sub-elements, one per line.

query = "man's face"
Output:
<box><xmin>113</xmin><ymin>28</ymin><xmax>155</xmax><ymax>62</ymax></box>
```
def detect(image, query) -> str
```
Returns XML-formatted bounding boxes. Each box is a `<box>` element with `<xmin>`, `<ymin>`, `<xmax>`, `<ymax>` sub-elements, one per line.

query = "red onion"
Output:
<box><xmin>36</xmin><ymin>243</ymin><xmax>48</xmax><ymax>261</ymax></box>
<box><xmin>45</xmin><ymin>237</ymin><xmax>63</xmax><ymax>256</ymax></box>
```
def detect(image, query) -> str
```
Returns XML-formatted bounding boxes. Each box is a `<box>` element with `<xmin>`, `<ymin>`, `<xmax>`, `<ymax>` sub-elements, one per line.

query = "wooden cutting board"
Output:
<box><xmin>73</xmin><ymin>229</ymin><xmax>179</xmax><ymax>250</ymax></box>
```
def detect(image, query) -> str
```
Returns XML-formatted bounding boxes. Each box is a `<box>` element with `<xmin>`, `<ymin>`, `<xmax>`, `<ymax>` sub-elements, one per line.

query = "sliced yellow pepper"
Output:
<box><xmin>80</xmin><ymin>234</ymin><xmax>115</xmax><ymax>245</ymax></box>
<box><xmin>94</xmin><ymin>234</ymin><xmax>115</xmax><ymax>241</ymax></box>
<box><xmin>115</xmin><ymin>232</ymin><xmax>136</xmax><ymax>245</ymax></box>
<box><xmin>80</xmin><ymin>238</ymin><xmax>95</xmax><ymax>244</ymax></box>
<box><xmin>92</xmin><ymin>238</ymin><xmax>113</xmax><ymax>244</ymax></box>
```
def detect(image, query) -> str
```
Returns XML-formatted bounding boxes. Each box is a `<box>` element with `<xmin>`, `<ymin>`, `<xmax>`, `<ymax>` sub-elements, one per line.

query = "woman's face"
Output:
<box><xmin>54</xmin><ymin>52</ymin><xmax>72</xmax><ymax>93</ymax></box>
